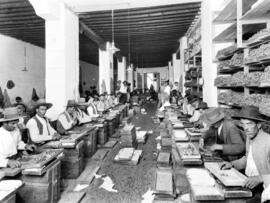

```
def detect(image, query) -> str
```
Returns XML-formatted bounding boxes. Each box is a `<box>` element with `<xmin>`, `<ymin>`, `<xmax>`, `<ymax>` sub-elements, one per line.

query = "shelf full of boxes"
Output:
<box><xmin>184</xmin><ymin>16</ymin><xmax>202</xmax><ymax>98</ymax></box>
<box><xmin>213</xmin><ymin>0</ymin><xmax>270</xmax><ymax>118</ymax></box>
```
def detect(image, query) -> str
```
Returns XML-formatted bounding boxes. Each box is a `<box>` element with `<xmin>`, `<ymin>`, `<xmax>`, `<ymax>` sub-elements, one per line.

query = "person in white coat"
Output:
<box><xmin>0</xmin><ymin>107</ymin><xmax>36</xmax><ymax>168</ymax></box>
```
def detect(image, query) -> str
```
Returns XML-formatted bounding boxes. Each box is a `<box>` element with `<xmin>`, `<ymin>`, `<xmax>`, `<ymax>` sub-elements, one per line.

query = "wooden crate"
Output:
<box><xmin>2</xmin><ymin>194</ymin><xmax>16</xmax><ymax>203</ymax></box>
<box><xmin>18</xmin><ymin>159</ymin><xmax>61</xmax><ymax>203</ymax></box>
<box><xmin>82</xmin><ymin>128</ymin><xmax>97</xmax><ymax>158</ymax></box>
<box><xmin>97</xmin><ymin>125</ymin><xmax>108</xmax><ymax>145</ymax></box>
<box><xmin>63</xmin><ymin>140</ymin><xmax>84</xmax><ymax>158</ymax></box>
<box><xmin>61</xmin><ymin>157</ymin><xmax>84</xmax><ymax>179</ymax></box>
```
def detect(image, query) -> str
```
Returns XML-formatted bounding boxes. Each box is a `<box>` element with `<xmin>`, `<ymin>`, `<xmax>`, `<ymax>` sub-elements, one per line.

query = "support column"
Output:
<box><xmin>172</xmin><ymin>53</ymin><xmax>181</xmax><ymax>84</ymax></box>
<box><xmin>30</xmin><ymin>1</ymin><xmax>79</xmax><ymax>120</ymax></box>
<box><xmin>99</xmin><ymin>42</ymin><xmax>113</xmax><ymax>94</ymax></box>
<box><xmin>142</xmin><ymin>72</ymin><xmax>145</xmax><ymax>92</ymax></box>
<box><xmin>134</xmin><ymin>69</ymin><xmax>138</xmax><ymax>90</ymax></box>
<box><xmin>180</xmin><ymin>37</ymin><xmax>188</xmax><ymax>94</ymax></box>
<box><xmin>168</xmin><ymin>61</ymin><xmax>173</xmax><ymax>83</ymax></box>
<box><xmin>117</xmin><ymin>57</ymin><xmax>126</xmax><ymax>82</ymax></box>
<box><xmin>201</xmin><ymin>0</ymin><xmax>218</xmax><ymax>106</ymax></box>
<box><xmin>127</xmin><ymin>64</ymin><xmax>134</xmax><ymax>91</ymax></box>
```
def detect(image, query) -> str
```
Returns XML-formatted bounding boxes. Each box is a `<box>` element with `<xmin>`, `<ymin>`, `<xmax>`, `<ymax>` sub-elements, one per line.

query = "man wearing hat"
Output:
<box><xmin>87</xmin><ymin>96</ymin><xmax>99</xmax><ymax>119</ymax></box>
<box><xmin>188</xmin><ymin>98</ymin><xmax>202</xmax><ymax>123</ymax></box>
<box><xmin>27</xmin><ymin>99</ymin><xmax>61</xmax><ymax>144</ymax></box>
<box><xmin>0</xmin><ymin>107</ymin><xmax>36</xmax><ymax>168</ymax></box>
<box><xmin>200</xmin><ymin>107</ymin><xmax>245</xmax><ymax>161</ymax></box>
<box><xmin>220</xmin><ymin>106</ymin><xmax>270</xmax><ymax>201</ymax></box>
<box><xmin>76</xmin><ymin>99</ymin><xmax>92</xmax><ymax>124</ymax></box>
<box><xmin>56</xmin><ymin>100</ymin><xmax>78</xmax><ymax>134</ymax></box>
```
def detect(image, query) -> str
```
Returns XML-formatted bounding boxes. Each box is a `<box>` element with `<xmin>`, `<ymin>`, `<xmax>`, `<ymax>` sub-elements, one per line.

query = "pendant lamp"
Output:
<box><xmin>108</xmin><ymin>9</ymin><xmax>119</xmax><ymax>54</ymax></box>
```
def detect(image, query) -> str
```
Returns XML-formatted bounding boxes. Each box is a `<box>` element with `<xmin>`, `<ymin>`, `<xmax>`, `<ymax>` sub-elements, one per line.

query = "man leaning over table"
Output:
<box><xmin>1</xmin><ymin>107</ymin><xmax>36</xmax><ymax>168</ymax></box>
<box><xmin>220</xmin><ymin>105</ymin><xmax>270</xmax><ymax>203</ymax></box>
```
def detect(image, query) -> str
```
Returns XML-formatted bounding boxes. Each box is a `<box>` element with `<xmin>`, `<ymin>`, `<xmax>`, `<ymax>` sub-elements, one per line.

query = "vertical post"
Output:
<box><xmin>44</xmin><ymin>4</ymin><xmax>79</xmax><ymax>120</ymax></box>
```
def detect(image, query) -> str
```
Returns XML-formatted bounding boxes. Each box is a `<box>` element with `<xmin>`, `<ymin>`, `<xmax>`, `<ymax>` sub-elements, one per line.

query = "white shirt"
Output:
<box><xmin>187</xmin><ymin>104</ymin><xmax>194</xmax><ymax>116</ymax></box>
<box><xmin>58</xmin><ymin>111</ymin><xmax>74</xmax><ymax>131</ymax></box>
<box><xmin>26</xmin><ymin>114</ymin><xmax>56</xmax><ymax>143</ymax></box>
<box><xmin>189</xmin><ymin>110</ymin><xmax>201</xmax><ymax>123</ymax></box>
<box><xmin>164</xmin><ymin>85</ymin><xmax>171</xmax><ymax>96</ymax></box>
<box><xmin>0</xmin><ymin>127</ymin><xmax>26</xmax><ymax>168</ymax></box>
<box><xmin>119</xmin><ymin>84</ymin><xmax>127</xmax><ymax>93</ymax></box>
<box><xmin>87</xmin><ymin>103</ymin><xmax>99</xmax><ymax>118</ymax></box>
<box><xmin>76</xmin><ymin>108</ymin><xmax>91</xmax><ymax>124</ymax></box>
<box><xmin>245</xmin><ymin>146</ymin><xmax>259</xmax><ymax>177</ymax></box>
<box><xmin>218</xmin><ymin>123</ymin><xmax>224</xmax><ymax>137</ymax></box>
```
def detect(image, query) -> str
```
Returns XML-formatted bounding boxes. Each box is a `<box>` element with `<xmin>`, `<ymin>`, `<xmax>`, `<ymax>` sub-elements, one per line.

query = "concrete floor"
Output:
<box><xmin>60</xmin><ymin>102</ymin><xmax>189</xmax><ymax>203</ymax></box>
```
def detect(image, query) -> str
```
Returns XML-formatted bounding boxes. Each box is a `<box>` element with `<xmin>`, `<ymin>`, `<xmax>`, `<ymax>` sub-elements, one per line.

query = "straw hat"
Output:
<box><xmin>33</xmin><ymin>99</ymin><xmax>52</xmax><ymax>110</ymax></box>
<box><xmin>0</xmin><ymin>107</ymin><xmax>20</xmax><ymax>123</ymax></box>
<box><xmin>66</xmin><ymin>100</ymin><xmax>78</xmax><ymax>107</ymax></box>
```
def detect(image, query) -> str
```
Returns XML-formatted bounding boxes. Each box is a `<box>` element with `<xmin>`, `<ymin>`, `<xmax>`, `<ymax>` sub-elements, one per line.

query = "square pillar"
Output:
<box><xmin>141</xmin><ymin>72</ymin><xmax>145</xmax><ymax>92</ymax></box>
<box><xmin>117</xmin><ymin>57</ymin><xmax>126</xmax><ymax>82</ymax></box>
<box><xmin>172</xmin><ymin>53</ymin><xmax>181</xmax><ymax>83</ymax></box>
<box><xmin>99</xmin><ymin>42</ymin><xmax>113</xmax><ymax>94</ymax></box>
<box><xmin>168</xmin><ymin>61</ymin><xmax>173</xmax><ymax>83</ymax></box>
<box><xmin>45</xmin><ymin>3</ymin><xmax>79</xmax><ymax>120</ymax></box>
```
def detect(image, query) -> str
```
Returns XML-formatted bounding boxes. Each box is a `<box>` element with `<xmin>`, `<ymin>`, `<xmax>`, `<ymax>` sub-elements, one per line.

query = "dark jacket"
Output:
<box><xmin>203</xmin><ymin>119</ymin><xmax>245</xmax><ymax>161</ymax></box>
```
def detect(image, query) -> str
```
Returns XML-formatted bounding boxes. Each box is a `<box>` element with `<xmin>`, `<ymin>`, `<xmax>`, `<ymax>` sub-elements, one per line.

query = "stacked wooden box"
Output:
<box><xmin>96</xmin><ymin>122</ymin><xmax>108</xmax><ymax>145</ymax></box>
<box><xmin>82</xmin><ymin>126</ymin><xmax>97</xmax><ymax>158</ymax></box>
<box><xmin>18</xmin><ymin>158</ymin><xmax>61</xmax><ymax>203</ymax></box>
<box><xmin>154</xmin><ymin>169</ymin><xmax>175</xmax><ymax>201</ymax></box>
<box><xmin>120</xmin><ymin>125</ymin><xmax>137</xmax><ymax>148</ymax></box>
<box><xmin>61</xmin><ymin>140</ymin><xmax>85</xmax><ymax>179</ymax></box>
<box><xmin>114</xmin><ymin>148</ymin><xmax>143</xmax><ymax>165</ymax></box>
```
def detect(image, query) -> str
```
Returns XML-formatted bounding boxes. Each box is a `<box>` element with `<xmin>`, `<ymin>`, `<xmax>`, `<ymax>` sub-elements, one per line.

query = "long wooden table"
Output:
<box><xmin>164</xmin><ymin>110</ymin><xmax>254</xmax><ymax>203</ymax></box>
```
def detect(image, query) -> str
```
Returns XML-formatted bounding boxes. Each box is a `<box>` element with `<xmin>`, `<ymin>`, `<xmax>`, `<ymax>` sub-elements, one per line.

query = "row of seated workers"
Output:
<box><xmin>161</xmin><ymin>94</ymin><xmax>270</xmax><ymax>202</ymax></box>
<box><xmin>0</xmin><ymin>93</ymin><xmax>124</xmax><ymax>169</ymax></box>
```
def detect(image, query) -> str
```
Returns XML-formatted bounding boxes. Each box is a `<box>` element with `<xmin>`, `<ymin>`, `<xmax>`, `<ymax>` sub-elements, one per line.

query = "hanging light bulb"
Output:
<box><xmin>108</xmin><ymin>9</ymin><xmax>119</xmax><ymax>54</ymax></box>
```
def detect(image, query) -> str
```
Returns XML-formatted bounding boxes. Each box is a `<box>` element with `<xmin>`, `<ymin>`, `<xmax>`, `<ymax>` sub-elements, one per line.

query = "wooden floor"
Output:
<box><xmin>61</xmin><ymin>102</ymin><xmax>185</xmax><ymax>203</ymax></box>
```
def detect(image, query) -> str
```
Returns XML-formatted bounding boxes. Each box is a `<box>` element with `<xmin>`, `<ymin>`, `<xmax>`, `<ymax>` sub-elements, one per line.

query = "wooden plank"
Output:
<box><xmin>58</xmin><ymin>192</ymin><xmax>85</xmax><ymax>203</ymax></box>
<box><xmin>76</xmin><ymin>161</ymin><xmax>100</xmax><ymax>185</ymax></box>
<box><xmin>91</xmin><ymin>149</ymin><xmax>109</xmax><ymax>162</ymax></box>
<box><xmin>204</xmin><ymin>162</ymin><xmax>248</xmax><ymax>187</ymax></box>
<box><xmin>102</xmin><ymin>140</ymin><xmax>118</xmax><ymax>148</ymax></box>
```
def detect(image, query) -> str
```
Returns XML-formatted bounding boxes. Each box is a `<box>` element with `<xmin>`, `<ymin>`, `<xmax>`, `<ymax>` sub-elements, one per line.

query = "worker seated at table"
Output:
<box><xmin>193</xmin><ymin>102</ymin><xmax>209</xmax><ymax>130</ymax></box>
<box><xmin>96</xmin><ymin>94</ymin><xmax>106</xmax><ymax>113</ymax></box>
<box><xmin>103</xmin><ymin>92</ymin><xmax>111</xmax><ymax>110</ymax></box>
<box><xmin>199</xmin><ymin>108</ymin><xmax>245</xmax><ymax>161</ymax></box>
<box><xmin>27</xmin><ymin>99</ymin><xmax>61</xmax><ymax>144</ymax></box>
<box><xmin>188</xmin><ymin>97</ymin><xmax>201</xmax><ymax>123</ymax></box>
<box><xmin>56</xmin><ymin>100</ymin><xmax>78</xmax><ymax>134</ymax></box>
<box><xmin>76</xmin><ymin>100</ymin><xmax>92</xmax><ymax>124</ymax></box>
<box><xmin>220</xmin><ymin>106</ymin><xmax>270</xmax><ymax>203</ymax></box>
<box><xmin>0</xmin><ymin>107</ymin><xmax>36</xmax><ymax>168</ymax></box>
<box><xmin>182</xmin><ymin>95</ymin><xmax>195</xmax><ymax>116</ymax></box>
<box><xmin>15</xmin><ymin>103</ymin><xmax>30</xmax><ymax>143</ymax></box>
<box><xmin>107</xmin><ymin>94</ymin><xmax>116</xmax><ymax>107</ymax></box>
<box><xmin>86</xmin><ymin>96</ymin><xmax>99</xmax><ymax>120</ymax></box>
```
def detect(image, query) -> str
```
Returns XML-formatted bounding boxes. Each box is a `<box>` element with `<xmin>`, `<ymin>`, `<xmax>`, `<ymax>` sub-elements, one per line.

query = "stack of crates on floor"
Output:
<box><xmin>120</xmin><ymin>125</ymin><xmax>137</xmax><ymax>148</ymax></box>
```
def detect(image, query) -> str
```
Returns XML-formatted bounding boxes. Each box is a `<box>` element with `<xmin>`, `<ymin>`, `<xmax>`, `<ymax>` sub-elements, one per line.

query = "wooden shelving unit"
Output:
<box><xmin>184</xmin><ymin>17</ymin><xmax>202</xmax><ymax>98</ymax></box>
<box><xmin>214</xmin><ymin>0</ymin><xmax>270</xmax><ymax>117</ymax></box>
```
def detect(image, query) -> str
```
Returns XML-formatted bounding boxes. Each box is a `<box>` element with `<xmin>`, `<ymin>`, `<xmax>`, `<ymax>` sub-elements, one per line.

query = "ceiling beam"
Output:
<box><xmin>79</xmin><ymin>21</ymin><xmax>107</xmax><ymax>50</ymax></box>
<box><xmin>65</xmin><ymin>0</ymin><xmax>201</xmax><ymax>13</ymax></box>
<box><xmin>82</xmin><ymin>15</ymin><xmax>196</xmax><ymax>26</ymax></box>
<box><xmin>80</xmin><ymin>7</ymin><xmax>200</xmax><ymax>20</ymax></box>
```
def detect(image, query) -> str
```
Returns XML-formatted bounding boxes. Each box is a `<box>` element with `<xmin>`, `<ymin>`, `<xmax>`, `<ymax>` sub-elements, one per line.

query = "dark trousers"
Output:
<box><xmin>120</xmin><ymin>93</ymin><xmax>127</xmax><ymax>104</ymax></box>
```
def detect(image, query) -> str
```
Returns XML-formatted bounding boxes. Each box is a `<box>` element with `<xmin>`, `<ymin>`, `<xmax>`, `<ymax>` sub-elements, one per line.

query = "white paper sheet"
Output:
<box><xmin>73</xmin><ymin>184</ymin><xmax>89</xmax><ymax>192</ymax></box>
<box><xmin>141</xmin><ymin>188</ymin><xmax>155</xmax><ymax>203</ymax></box>
<box><xmin>99</xmin><ymin>176</ymin><xmax>118</xmax><ymax>193</ymax></box>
